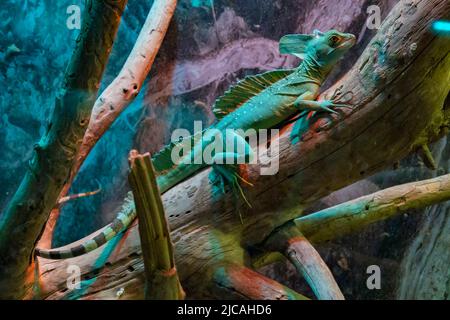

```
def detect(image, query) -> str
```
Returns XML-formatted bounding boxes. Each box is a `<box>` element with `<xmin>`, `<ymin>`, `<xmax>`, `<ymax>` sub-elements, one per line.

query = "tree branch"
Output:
<box><xmin>77</xmin><ymin>0</ymin><xmax>177</xmax><ymax>183</ymax></box>
<box><xmin>211</xmin><ymin>263</ymin><xmax>309</xmax><ymax>300</ymax></box>
<box><xmin>264</xmin><ymin>224</ymin><xmax>344</xmax><ymax>300</ymax></box>
<box><xmin>295</xmin><ymin>173</ymin><xmax>450</xmax><ymax>243</ymax></box>
<box><xmin>39</xmin><ymin>0</ymin><xmax>178</xmax><ymax>248</ymax></box>
<box><xmin>128</xmin><ymin>151</ymin><xmax>184</xmax><ymax>300</ymax></box>
<box><xmin>253</xmin><ymin>173</ymin><xmax>450</xmax><ymax>269</ymax></box>
<box><xmin>0</xmin><ymin>0</ymin><xmax>128</xmax><ymax>299</ymax></box>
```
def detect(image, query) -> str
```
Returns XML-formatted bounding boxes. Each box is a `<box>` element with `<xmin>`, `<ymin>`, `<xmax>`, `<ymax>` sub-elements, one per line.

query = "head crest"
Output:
<box><xmin>313</xmin><ymin>29</ymin><xmax>324</xmax><ymax>38</ymax></box>
<box><xmin>279</xmin><ymin>33</ymin><xmax>314</xmax><ymax>59</ymax></box>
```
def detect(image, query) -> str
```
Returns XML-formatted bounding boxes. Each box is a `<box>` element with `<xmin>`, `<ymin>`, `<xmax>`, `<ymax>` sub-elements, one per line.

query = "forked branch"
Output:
<box><xmin>128</xmin><ymin>151</ymin><xmax>184</xmax><ymax>300</ymax></box>
<box><xmin>264</xmin><ymin>223</ymin><xmax>344</xmax><ymax>300</ymax></box>
<box><xmin>0</xmin><ymin>0</ymin><xmax>128</xmax><ymax>299</ymax></box>
<box><xmin>39</xmin><ymin>0</ymin><xmax>178</xmax><ymax>247</ymax></box>
<box><xmin>295</xmin><ymin>173</ymin><xmax>450</xmax><ymax>243</ymax></box>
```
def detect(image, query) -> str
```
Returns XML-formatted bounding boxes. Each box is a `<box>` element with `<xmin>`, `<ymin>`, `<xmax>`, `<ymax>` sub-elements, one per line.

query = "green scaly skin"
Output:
<box><xmin>36</xmin><ymin>30</ymin><xmax>356</xmax><ymax>259</ymax></box>
<box><xmin>157</xmin><ymin>30</ymin><xmax>356</xmax><ymax>194</ymax></box>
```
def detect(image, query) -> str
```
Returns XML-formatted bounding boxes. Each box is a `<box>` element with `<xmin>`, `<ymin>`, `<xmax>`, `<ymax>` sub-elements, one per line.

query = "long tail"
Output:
<box><xmin>35</xmin><ymin>162</ymin><xmax>201</xmax><ymax>260</ymax></box>
<box><xmin>35</xmin><ymin>141</ymin><xmax>205</xmax><ymax>260</ymax></box>
<box><xmin>58</xmin><ymin>188</ymin><xmax>101</xmax><ymax>206</ymax></box>
<box><xmin>35</xmin><ymin>194</ymin><xmax>136</xmax><ymax>260</ymax></box>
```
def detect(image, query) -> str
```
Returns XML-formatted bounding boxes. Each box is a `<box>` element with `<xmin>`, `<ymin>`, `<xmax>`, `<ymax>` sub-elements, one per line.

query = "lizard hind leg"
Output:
<box><xmin>290</xmin><ymin>110</ymin><xmax>313</xmax><ymax>144</ymax></box>
<box><xmin>209</xmin><ymin>151</ymin><xmax>253</xmax><ymax>210</ymax></box>
<box><xmin>291</xmin><ymin>111</ymin><xmax>310</xmax><ymax>144</ymax></box>
<box><xmin>209</xmin><ymin>130</ymin><xmax>255</xmax><ymax>219</ymax></box>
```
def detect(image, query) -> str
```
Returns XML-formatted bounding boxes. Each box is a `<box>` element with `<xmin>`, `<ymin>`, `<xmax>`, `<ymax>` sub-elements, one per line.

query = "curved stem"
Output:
<box><xmin>212</xmin><ymin>263</ymin><xmax>309</xmax><ymax>300</ymax></box>
<box><xmin>295</xmin><ymin>173</ymin><xmax>450</xmax><ymax>243</ymax></box>
<box><xmin>128</xmin><ymin>151</ymin><xmax>184</xmax><ymax>300</ymax></box>
<box><xmin>0</xmin><ymin>0</ymin><xmax>128</xmax><ymax>299</ymax></box>
<box><xmin>264</xmin><ymin>224</ymin><xmax>344</xmax><ymax>300</ymax></box>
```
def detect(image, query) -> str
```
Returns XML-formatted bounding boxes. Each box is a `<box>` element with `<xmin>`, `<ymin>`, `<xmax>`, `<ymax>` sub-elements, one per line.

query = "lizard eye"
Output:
<box><xmin>329</xmin><ymin>35</ymin><xmax>340</xmax><ymax>47</ymax></box>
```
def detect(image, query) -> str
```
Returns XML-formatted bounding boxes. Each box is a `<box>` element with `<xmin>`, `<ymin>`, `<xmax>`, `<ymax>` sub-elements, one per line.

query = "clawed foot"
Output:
<box><xmin>290</xmin><ymin>88</ymin><xmax>354</xmax><ymax>143</ymax></box>
<box><xmin>318</xmin><ymin>100</ymin><xmax>350</xmax><ymax>114</ymax></box>
<box><xmin>209</xmin><ymin>164</ymin><xmax>253</xmax><ymax>208</ymax></box>
<box><xmin>321</xmin><ymin>87</ymin><xmax>354</xmax><ymax>114</ymax></box>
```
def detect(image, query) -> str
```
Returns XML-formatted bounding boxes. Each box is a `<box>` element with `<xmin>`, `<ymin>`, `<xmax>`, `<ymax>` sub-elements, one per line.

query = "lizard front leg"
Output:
<box><xmin>292</xmin><ymin>92</ymin><xmax>349</xmax><ymax>114</ymax></box>
<box><xmin>279</xmin><ymin>91</ymin><xmax>349</xmax><ymax>143</ymax></box>
<box><xmin>277</xmin><ymin>91</ymin><xmax>350</xmax><ymax>114</ymax></box>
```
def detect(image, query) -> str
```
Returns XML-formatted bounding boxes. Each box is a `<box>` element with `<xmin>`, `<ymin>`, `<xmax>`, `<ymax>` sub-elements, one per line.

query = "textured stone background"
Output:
<box><xmin>0</xmin><ymin>0</ymin><xmax>447</xmax><ymax>299</ymax></box>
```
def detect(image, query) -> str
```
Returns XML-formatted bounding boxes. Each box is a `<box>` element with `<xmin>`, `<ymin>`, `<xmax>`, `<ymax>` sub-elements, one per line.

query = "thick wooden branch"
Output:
<box><xmin>39</xmin><ymin>0</ymin><xmax>178</xmax><ymax>247</ymax></box>
<box><xmin>128</xmin><ymin>151</ymin><xmax>184</xmax><ymax>300</ymax></box>
<box><xmin>0</xmin><ymin>0</ymin><xmax>128</xmax><ymax>299</ymax></box>
<box><xmin>32</xmin><ymin>0</ymin><xmax>450</xmax><ymax>300</ymax></box>
<box><xmin>77</xmin><ymin>0</ymin><xmax>177</xmax><ymax>182</ymax></box>
<box><xmin>264</xmin><ymin>224</ymin><xmax>344</xmax><ymax>300</ymax></box>
<box><xmin>253</xmin><ymin>173</ymin><xmax>450</xmax><ymax>268</ymax></box>
<box><xmin>211</xmin><ymin>263</ymin><xmax>309</xmax><ymax>300</ymax></box>
<box><xmin>295</xmin><ymin>173</ymin><xmax>450</xmax><ymax>243</ymax></box>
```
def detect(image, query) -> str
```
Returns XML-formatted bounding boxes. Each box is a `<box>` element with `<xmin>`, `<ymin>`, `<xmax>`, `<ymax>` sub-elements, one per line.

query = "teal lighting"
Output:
<box><xmin>432</xmin><ymin>20</ymin><xmax>450</xmax><ymax>36</ymax></box>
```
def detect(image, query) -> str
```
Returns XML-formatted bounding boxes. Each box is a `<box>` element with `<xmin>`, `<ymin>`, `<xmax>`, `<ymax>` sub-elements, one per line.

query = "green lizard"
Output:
<box><xmin>35</xmin><ymin>29</ymin><xmax>356</xmax><ymax>259</ymax></box>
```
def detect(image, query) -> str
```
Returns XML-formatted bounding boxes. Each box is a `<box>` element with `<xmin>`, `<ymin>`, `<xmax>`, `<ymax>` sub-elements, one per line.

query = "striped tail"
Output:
<box><xmin>58</xmin><ymin>188</ymin><xmax>101</xmax><ymax>205</ymax></box>
<box><xmin>35</xmin><ymin>196</ymin><xmax>136</xmax><ymax>260</ymax></box>
<box><xmin>58</xmin><ymin>180</ymin><xmax>102</xmax><ymax>205</ymax></box>
<box><xmin>35</xmin><ymin>147</ymin><xmax>203</xmax><ymax>260</ymax></box>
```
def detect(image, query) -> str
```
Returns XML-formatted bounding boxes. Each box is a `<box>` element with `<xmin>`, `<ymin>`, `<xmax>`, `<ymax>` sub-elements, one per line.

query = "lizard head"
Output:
<box><xmin>279</xmin><ymin>29</ymin><xmax>356</xmax><ymax>68</ymax></box>
<box><xmin>310</xmin><ymin>30</ymin><xmax>356</xmax><ymax>66</ymax></box>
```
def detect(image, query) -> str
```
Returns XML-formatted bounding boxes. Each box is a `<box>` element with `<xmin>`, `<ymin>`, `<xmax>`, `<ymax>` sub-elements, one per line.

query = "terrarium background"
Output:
<box><xmin>0</xmin><ymin>0</ymin><xmax>447</xmax><ymax>299</ymax></box>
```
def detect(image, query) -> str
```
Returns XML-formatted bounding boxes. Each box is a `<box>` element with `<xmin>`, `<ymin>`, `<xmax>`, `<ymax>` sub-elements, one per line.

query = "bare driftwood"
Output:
<box><xmin>0</xmin><ymin>0</ymin><xmax>128</xmax><ymax>299</ymax></box>
<box><xmin>39</xmin><ymin>0</ymin><xmax>177</xmax><ymax>247</ymax></box>
<box><xmin>264</xmin><ymin>224</ymin><xmax>344</xmax><ymax>300</ymax></box>
<box><xmin>254</xmin><ymin>173</ymin><xmax>450</xmax><ymax>265</ymax></box>
<box><xmin>31</xmin><ymin>0</ymin><xmax>449</xmax><ymax>300</ymax></box>
<box><xmin>128</xmin><ymin>151</ymin><xmax>184</xmax><ymax>300</ymax></box>
<box><xmin>210</xmin><ymin>263</ymin><xmax>309</xmax><ymax>300</ymax></box>
<box><xmin>294</xmin><ymin>173</ymin><xmax>450</xmax><ymax>242</ymax></box>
